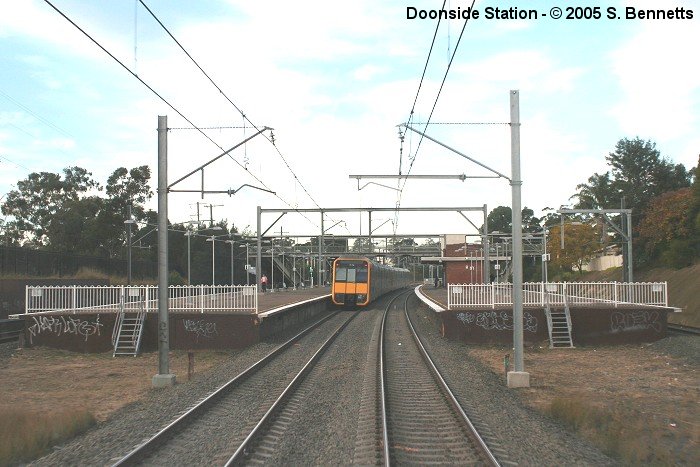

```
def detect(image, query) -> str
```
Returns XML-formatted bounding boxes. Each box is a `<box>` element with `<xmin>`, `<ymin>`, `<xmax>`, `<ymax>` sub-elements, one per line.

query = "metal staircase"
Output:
<box><xmin>273</xmin><ymin>256</ymin><xmax>295</xmax><ymax>288</ymax></box>
<box><xmin>112</xmin><ymin>308</ymin><xmax>146</xmax><ymax>357</ymax></box>
<box><xmin>545</xmin><ymin>305</ymin><xmax>574</xmax><ymax>348</ymax></box>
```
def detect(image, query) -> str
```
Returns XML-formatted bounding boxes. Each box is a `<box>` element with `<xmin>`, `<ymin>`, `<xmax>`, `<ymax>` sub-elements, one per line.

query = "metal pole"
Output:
<box><xmin>319</xmin><ymin>212</ymin><xmax>324</xmax><ymax>286</ymax></box>
<box><xmin>543</xmin><ymin>229</ymin><xmax>548</xmax><ymax>283</ymax></box>
<box><xmin>246</xmin><ymin>244</ymin><xmax>250</xmax><ymax>286</ymax></box>
<box><xmin>256</xmin><ymin>206</ymin><xmax>262</xmax><ymax>292</ymax></box>
<box><xmin>482</xmin><ymin>204</ymin><xmax>489</xmax><ymax>284</ymax></box>
<box><xmin>187</xmin><ymin>230</ymin><xmax>191</xmax><ymax>285</ymax></box>
<box><xmin>620</xmin><ymin>197</ymin><xmax>630</xmax><ymax>282</ymax></box>
<box><xmin>230</xmin><ymin>241</ymin><xmax>234</xmax><ymax>285</ymax></box>
<box><xmin>626</xmin><ymin>211</ymin><xmax>633</xmax><ymax>283</ymax></box>
<box><xmin>127</xmin><ymin>204</ymin><xmax>132</xmax><ymax>285</ymax></box>
<box><xmin>211</xmin><ymin>237</ymin><xmax>215</xmax><ymax>286</ymax></box>
<box><xmin>153</xmin><ymin>115</ymin><xmax>175</xmax><ymax>387</ymax></box>
<box><xmin>368</xmin><ymin>211</ymin><xmax>372</xmax><ymax>254</ymax></box>
<box><xmin>271</xmin><ymin>237</ymin><xmax>275</xmax><ymax>291</ymax></box>
<box><xmin>508</xmin><ymin>90</ymin><xmax>528</xmax><ymax>387</ymax></box>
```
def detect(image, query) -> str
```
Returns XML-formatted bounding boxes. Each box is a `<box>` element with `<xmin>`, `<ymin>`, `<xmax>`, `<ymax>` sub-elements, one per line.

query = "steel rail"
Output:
<box><xmin>403</xmin><ymin>295</ymin><xmax>500</xmax><ymax>466</ymax></box>
<box><xmin>668</xmin><ymin>323</ymin><xmax>700</xmax><ymax>336</ymax></box>
<box><xmin>225</xmin><ymin>311</ymin><xmax>360</xmax><ymax>465</ymax></box>
<box><xmin>112</xmin><ymin>312</ymin><xmax>338</xmax><ymax>466</ymax></box>
<box><xmin>378</xmin><ymin>292</ymin><xmax>404</xmax><ymax>466</ymax></box>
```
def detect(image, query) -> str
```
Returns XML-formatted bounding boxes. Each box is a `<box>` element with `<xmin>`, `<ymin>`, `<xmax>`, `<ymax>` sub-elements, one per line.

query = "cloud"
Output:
<box><xmin>353</xmin><ymin>64</ymin><xmax>390</xmax><ymax>82</ymax></box>
<box><xmin>608</xmin><ymin>0</ymin><xmax>700</xmax><ymax>141</ymax></box>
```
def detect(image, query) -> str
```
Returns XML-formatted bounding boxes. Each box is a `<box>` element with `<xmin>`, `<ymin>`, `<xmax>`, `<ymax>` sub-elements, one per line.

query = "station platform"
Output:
<box><xmin>19</xmin><ymin>286</ymin><xmax>333</xmax><ymax>353</ymax></box>
<box><xmin>258</xmin><ymin>286</ymin><xmax>331</xmax><ymax>317</ymax></box>
<box><xmin>414</xmin><ymin>284</ymin><xmax>675</xmax><ymax>346</ymax></box>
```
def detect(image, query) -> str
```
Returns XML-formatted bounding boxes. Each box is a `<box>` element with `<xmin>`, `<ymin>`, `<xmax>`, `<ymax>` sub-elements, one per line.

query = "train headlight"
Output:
<box><xmin>357</xmin><ymin>294</ymin><xmax>367</xmax><ymax>302</ymax></box>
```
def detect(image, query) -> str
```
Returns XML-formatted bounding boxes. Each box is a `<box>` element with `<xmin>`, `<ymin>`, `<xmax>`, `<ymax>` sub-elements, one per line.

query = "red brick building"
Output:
<box><xmin>421</xmin><ymin>235</ymin><xmax>486</xmax><ymax>285</ymax></box>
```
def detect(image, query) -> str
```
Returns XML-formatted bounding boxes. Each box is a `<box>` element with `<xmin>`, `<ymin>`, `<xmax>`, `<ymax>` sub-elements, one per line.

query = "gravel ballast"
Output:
<box><xmin>27</xmin><ymin>290</ymin><xmax>679</xmax><ymax>465</ymax></box>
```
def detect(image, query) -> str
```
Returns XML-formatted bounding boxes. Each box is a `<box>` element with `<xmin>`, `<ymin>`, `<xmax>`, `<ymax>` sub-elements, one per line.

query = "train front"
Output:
<box><xmin>332</xmin><ymin>258</ymin><xmax>370</xmax><ymax>306</ymax></box>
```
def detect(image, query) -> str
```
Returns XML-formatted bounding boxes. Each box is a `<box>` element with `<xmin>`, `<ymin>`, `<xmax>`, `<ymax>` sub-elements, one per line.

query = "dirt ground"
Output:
<box><xmin>1</xmin><ymin>337</ymin><xmax>698</xmax><ymax>464</ymax></box>
<box><xmin>470</xmin><ymin>340</ymin><xmax>699</xmax><ymax>464</ymax></box>
<box><xmin>0</xmin><ymin>346</ymin><xmax>232</xmax><ymax>422</ymax></box>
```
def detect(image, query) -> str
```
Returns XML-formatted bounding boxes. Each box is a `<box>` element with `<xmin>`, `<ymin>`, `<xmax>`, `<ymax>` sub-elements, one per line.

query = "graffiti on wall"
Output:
<box><xmin>456</xmin><ymin>311</ymin><xmax>538</xmax><ymax>333</ymax></box>
<box><xmin>610</xmin><ymin>310</ymin><xmax>661</xmax><ymax>333</ymax></box>
<box><xmin>183</xmin><ymin>319</ymin><xmax>218</xmax><ymax>341</ymax></box>
<box><xmin>27</xmin><ymin>315</ymin><xmax>104</xmax><ymax>344</ymax></box>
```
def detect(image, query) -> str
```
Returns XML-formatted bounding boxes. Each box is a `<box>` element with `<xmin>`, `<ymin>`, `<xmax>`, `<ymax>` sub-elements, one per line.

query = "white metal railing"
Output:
<box><xmin>25</xmin><ymin>285</ymin><xmax>258</xmax><ymax>314</ymax></box>
<box><xmin>447</xmin><ymin>281</ymin><xmax>668</xmax><ymax>310</ymax></box>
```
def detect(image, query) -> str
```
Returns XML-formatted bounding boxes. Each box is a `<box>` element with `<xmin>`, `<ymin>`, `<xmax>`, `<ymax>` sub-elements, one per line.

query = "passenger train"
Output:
<box><xmin>331</xmin><ymin>256</ymin><xmax>411</xmax><ymax>307</ymax></box>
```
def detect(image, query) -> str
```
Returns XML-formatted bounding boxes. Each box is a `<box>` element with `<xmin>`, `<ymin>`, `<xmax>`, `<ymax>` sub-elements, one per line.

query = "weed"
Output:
<box><xmin>549</xmin><ymin>397</ymin><xmax>677</xmax><ymax>465</ymax></box>
<box><xmin>0</xmin><ymin>407</ymin><xmax>96</xmax><ymax>465</ymax></box>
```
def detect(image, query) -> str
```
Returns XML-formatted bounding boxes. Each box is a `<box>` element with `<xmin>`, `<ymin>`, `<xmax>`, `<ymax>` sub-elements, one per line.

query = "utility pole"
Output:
<box><xmin>125</xmin><ymin>203</ymin><xmax>134</xmax><ymax>285</ymax></box>
<box><xmin>508</xmin><ymin>90</ymin><xmax>529</xmax><ymax>388</ymax></box>
<box><xmin>204</xmin><ymin>203</ymin><xmax>223</xmax><ymax>228</ymax></box>
<box><xmin>153</xmin><ymin>115</ymin><xmax>175</xmax><ymax>388</ymax></box>
<box><xmin>256</xmin><ymin>206</ymin><xmax>262</xmax><ymax>293</ymax></box>
<box><xmin>319</xmin><ymin>213</ymin><xmax>324</xmax><ymax>286</ymax></box>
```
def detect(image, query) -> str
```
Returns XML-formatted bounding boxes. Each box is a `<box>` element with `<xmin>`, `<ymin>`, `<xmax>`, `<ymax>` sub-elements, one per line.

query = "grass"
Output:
<box><xmin>0</xmin><ymin>407</ymin><xmax>96</xmax><ymax>465</ymax></box>
<box><xmin>549</xmin><ymin>397</ymin><xmax>677</xmax><ymax>465</ymax></box>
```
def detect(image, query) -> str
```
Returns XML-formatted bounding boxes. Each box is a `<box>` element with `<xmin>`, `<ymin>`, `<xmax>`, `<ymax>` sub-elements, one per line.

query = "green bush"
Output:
<box><xmin>168</xmin><ymin>270</ymin><xmax>187</xmax><ymax>285</ymax></box>
<box><xmin>661</xmin><ymin>239</ymin><xmax>695</xmax><ymax>268</ymax></box>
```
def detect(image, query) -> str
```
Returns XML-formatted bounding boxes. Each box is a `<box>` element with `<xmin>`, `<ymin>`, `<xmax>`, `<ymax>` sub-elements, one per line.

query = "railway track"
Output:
<box><xmin>112</xmin><ymin>311</ymin><xmax>353</xmax><ymax>466</ymax></box>
<box><xmin>668</xmin><ymin>323</ymin><xmax>700</xmax><ymax>336</ymax></box>
<box><xmin>225</xmin><ymin>310</ymin><xmax>359</xmax><ymax>465</ymax></box>
<box><xmin>379</xmin><ymin>291</ymin><xmax>500</xmax><ymax>466</ymax></box>
<box><xmin>0</xmin><ymin>318</ymin><xmax>23</xmax><ymax>344</ymax></box>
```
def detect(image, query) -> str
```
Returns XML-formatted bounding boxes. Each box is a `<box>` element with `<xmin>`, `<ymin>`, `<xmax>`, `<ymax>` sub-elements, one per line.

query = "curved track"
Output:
<box><xmin>379</xmin><ymin>291</ymin><xmax>500</xmax><ymax>466</ymax></box>
<box><xmin>112</xmin><ymin>312</ymin><xmax>345</xmax><ymax>466</ymax></box>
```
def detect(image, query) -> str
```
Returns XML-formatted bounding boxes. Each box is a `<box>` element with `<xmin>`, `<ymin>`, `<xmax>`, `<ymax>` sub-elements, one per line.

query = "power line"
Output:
<box><xmin>0</xmin><ymin>154</ymin><xmax>32</xmax><ymax>172</ymax></box>
<box><xmin>402</xmin><ymin>0</ymin><xmax>478</xmax><ymax>185</ymax></box>
<box><xmin>0</xmin><ymin>89</ymin><xmax>74</xmax><ymax>139</ymax></box>
<box><xmin>42</xmin><ymin>0</ymin><xmax>224</xmax><ymax>155</ymax></box>
<box><xmin>400</xmin><ymin>0</ymin><xmax>445</xmax><ymax>177</ymax></box>
<box><xmin>138</xmin><ymin>1</ymin><xmax>332</xmax><ymax>230</ymax></box>
<box><xmin>394</xmin><ymin>0</ymin><xmax>478</xmax><ymax>233</ymax></box>
<box><xmin>42</xmin><ymin>0</ymin><xmax>322</xmax><ymax>230</ymax></box>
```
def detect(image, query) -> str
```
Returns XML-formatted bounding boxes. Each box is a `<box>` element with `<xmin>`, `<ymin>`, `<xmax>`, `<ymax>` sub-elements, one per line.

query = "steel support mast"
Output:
<box><xmin>508</xmin><ymin>90</ymin><xmax>529</xmax><ymax>388</ymax></box>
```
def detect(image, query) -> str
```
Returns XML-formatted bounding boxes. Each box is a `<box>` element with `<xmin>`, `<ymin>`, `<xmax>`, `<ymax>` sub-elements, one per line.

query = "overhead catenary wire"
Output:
<box><xmin>400</xmin><ymin>0</ymin><xmax>446</xmax><ymax>177</ymax></box>
<box><xmin>42</xmin><ymin>0</ymin><xmax>322</xmax><ymax>230</ymax></box>
<box><xmin>402</xmin><ymin>0</ymin><xmax>478</xmax><ymax>186</ymax></box>
<box><xmin>393</xmin><ymin>0</ymin><xmax>478</xmax><ymax>233</ymax></box>
<box><xmin>138</xmin><ymin>1</ymin><xmax>340</xmax><ymax>232</ymax></box>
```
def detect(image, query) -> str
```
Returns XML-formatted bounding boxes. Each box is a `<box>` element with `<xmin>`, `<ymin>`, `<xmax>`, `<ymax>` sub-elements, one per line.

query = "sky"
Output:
<box><xmin>1</xmin><ymin>0</ymin><xmax>698</xmax><ymax>242</ymax></box>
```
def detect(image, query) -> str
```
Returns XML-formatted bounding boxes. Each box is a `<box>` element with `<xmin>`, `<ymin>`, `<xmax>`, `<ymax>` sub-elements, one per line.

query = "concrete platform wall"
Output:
<box><xmin>20</xmin><ymin>297</ymin><xmax>334</xmax><ymax>353</ymax></box>
<box><xmin>417</xmin><ymin>301</ymin><xmax>669</xmax><ymax>346</ymax></box>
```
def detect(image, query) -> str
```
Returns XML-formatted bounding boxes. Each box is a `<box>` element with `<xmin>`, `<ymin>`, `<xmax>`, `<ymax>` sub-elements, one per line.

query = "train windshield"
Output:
<box><xmin>335</xmin><ymin>260</ymin><xmax>368</xmax><ymax>283</ymax></box>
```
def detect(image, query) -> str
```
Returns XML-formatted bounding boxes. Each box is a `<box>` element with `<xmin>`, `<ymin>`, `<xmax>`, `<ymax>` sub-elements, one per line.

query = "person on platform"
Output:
<box><xmin>261</xmin><ymin>274</ymin><xmax>268</xmax><ymax>292</ymax></box>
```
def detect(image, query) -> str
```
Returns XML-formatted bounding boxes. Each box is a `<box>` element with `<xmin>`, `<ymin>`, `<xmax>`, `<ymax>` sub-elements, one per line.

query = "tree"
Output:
<box><xmin>1</xmin><ymin>167</ymin><xmax>99</xmax><ymax>247</ymax></box>
<box><xmin>96</xmin><ymin>166</ymin><xmax>153</xmax><ymax>257</ymax></box>
<box><xmin>547</xmin><ymin>223</ymin><xmax>601</xmax><ymax>275</ymax></box>
<box><xmin>690</xmin><ymin>155</ymin><xmax>700</xmax><ymax>236</ymax></box>
<box><xmin>484</xmin><ymin>206</ymin><xmax>541</xmax><ymax>234</ymax></box>
<box><xmin>572</xmin><ymin>138</ymin><xmax>692</xmax><ymax>223</ymax></box>
<box><xmin>637</xmin><ymin>188</ymin><xmax>693</xmax><ymax>256</ymax></box>
<box><xmin>572</xmin><ymin>172</ymin><xmax>615</xmax><ymax>209</ymax></box>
